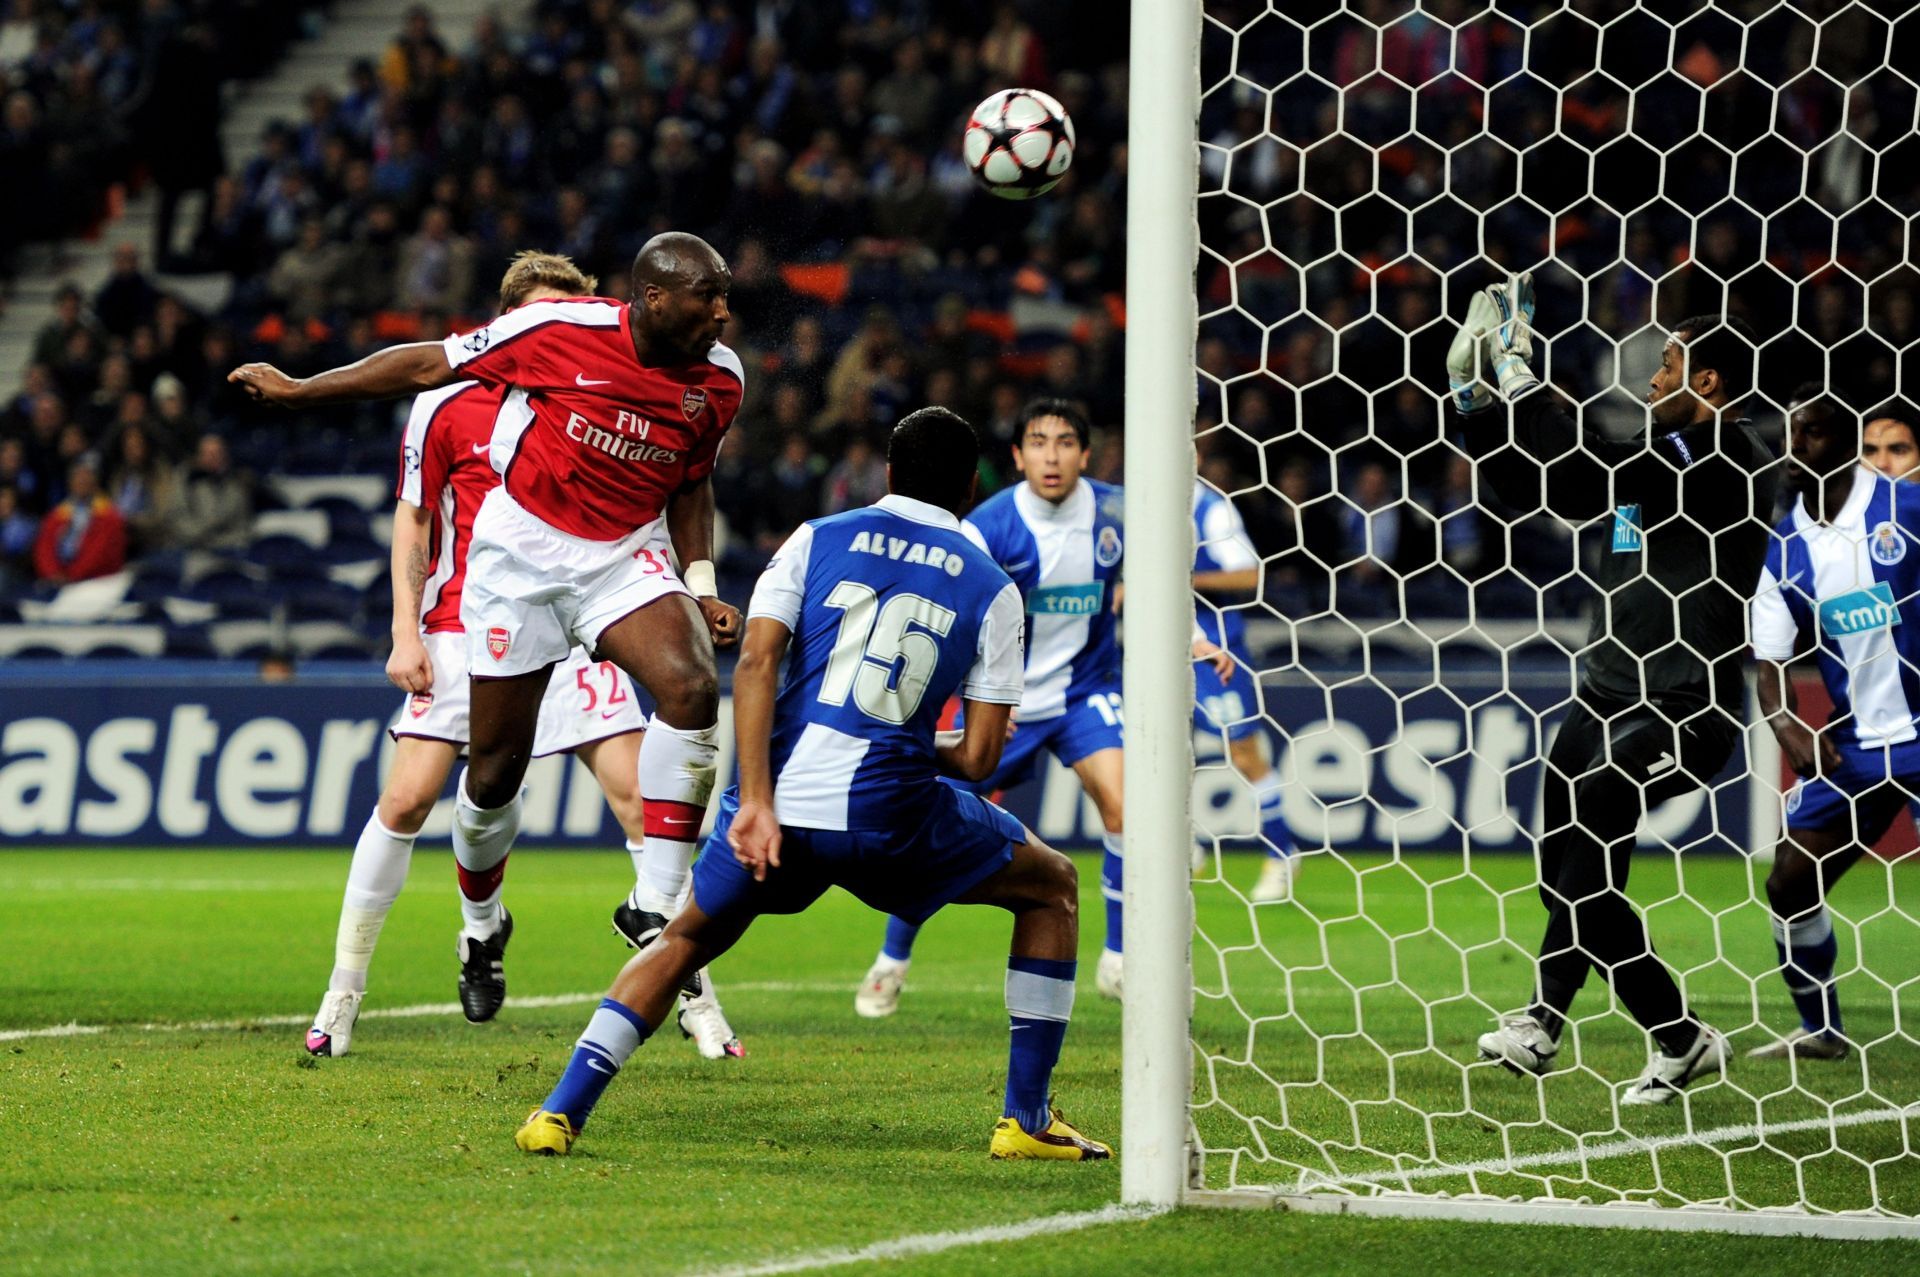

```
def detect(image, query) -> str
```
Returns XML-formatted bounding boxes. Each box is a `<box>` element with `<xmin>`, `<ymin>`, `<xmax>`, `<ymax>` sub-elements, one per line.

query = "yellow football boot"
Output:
<box><xmin>989</xmin><ymin>1107</ymin><xmax>1112</xmax><ymax>1161</ymax></box>
<box><xmin>515</xmin><ymin>1109</ymin><xmax>578</xmax><ymax>1156</ymax></box>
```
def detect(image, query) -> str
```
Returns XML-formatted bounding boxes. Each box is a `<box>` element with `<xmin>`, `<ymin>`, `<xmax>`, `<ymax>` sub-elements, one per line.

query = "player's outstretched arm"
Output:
<box><xmin>1756</xmin><ymin>656</ymin><xmax>1841</xmax><ymax>777</ymax></box>
<box><xmin>938</xmin><ymin>700</ymin><xmax>1015</xmax><ymax>783</ymax></box>
<box><xmin>228</xmin><ymin>341</ymin><xmax>459</xmax><ymax>407</ymax></box>
<box><xmin>728</xmin><ymin>616</ymin><xmax>792</xmax><ymax>880</ymax></box>
<box><xmin>667</xmin><ymin>475</ymin><xmax>740</xmax><ymax>647</ymax></box>
<box><xmin>385</xmin><ymin>500</ymin><xmax>434</xmax><ymax>694</ymax></box>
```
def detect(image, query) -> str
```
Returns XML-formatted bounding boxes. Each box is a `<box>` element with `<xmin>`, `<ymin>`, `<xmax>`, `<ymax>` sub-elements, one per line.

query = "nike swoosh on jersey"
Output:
<box><xmin>471</xmin><ymin>442</ymin><xmax>491</xmax><ymax>454</ymax></box>
<box><xmin>1004</xmin><ymin>559</ymin><xmax>1035</xmax><ymax>572</ymax></box>
<box><xmin>575</xmin><ymin>373</ymin><xmax>611</xmax><ymax>386</ymax></box>
<box><xmin>600</xmin><ymin>709</ymin><xmax>624</xmax><ymax>719</ymax></box>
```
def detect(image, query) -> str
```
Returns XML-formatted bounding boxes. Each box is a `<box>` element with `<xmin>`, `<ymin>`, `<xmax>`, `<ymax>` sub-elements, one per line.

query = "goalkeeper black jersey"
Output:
<box><xmin>1461</xmin><ymin>394</ymin><xmax>1779</xmax><ymax>715</ymax></box>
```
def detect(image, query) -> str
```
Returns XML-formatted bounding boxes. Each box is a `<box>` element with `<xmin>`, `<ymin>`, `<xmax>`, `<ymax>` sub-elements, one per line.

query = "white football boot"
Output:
<box><xmin>1745</xmin><ymin>1027</ymin><xmax>1849</xmax><ymax>1061</ymax></box>
<box><xmin>1621</xmin><ymin>1024</ymin><xmax>1728</xmax><ymax>1106</ymax></box>
<box><xmin>1096</xmin><ymin>949</ymin><xmax>1124</xmax><ymax>1001</ymax></box>
<box><xmin>855</xmin><ymin>959</ymin><xmax>906</xmax><ymax>1018</ymax></box>
<box><xmin>1251</xmin><ymin>855</ymin><xmax>1296</xmax><ymax>903</ymax></box>
<box><xmin>1476</xmin><ymin>1012</ymin><xmax>1558</xmax><ymax>1075</ymax></box>
<box><xmin>305</xmin><ymin>989</ymin><xmax>363</xmax><ymax>1057</ymax></box>
<box><xmin>677</xmin><ymin>971</ymin><xmax>744</xmax><ymax>1059</ymax></box>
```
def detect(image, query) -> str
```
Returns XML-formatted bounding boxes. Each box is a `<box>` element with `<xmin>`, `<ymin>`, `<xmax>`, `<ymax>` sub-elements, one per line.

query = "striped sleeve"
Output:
<box><xmin>962</xmin><ymin>581</ymin><xmax>1026</xmax><ymax>705</ymax></box>
<box><xmin>441</xmin><ymin>300</ymin><xmax>623</xmax><ymax>383</ymax></box>
<box><xmin>747</xmin><ymin>521</ymin><xmax>816</xmax><ymax>629</ymax></box>
<box><xmin>1198</xmin><ymin>491</ymin><xmax>1260</xmax><ymax>571</ymax></box>
<box><xmin>397</xmin><ymin>382</ymin><xmax>475</xmax><ymax>506</ymax></box>
<box><xmin>1749</xmin><ymin>529</ymin><xmax>1799</xmax><ymax>661</ymax></box>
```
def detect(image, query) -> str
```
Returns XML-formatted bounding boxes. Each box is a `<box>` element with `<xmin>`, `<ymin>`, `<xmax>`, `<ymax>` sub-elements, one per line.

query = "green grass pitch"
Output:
<box><xmin>3</xmin><ymin>848</ymin><xmax>1918</xmax><ymax>1275</ymax></box>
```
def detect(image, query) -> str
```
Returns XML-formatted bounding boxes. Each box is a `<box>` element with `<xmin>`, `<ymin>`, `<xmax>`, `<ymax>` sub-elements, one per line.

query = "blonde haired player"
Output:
<box><xmin>306</xmin><ymin>252</ymin><xmax>741</xmax><ymax>1060</ymax></box>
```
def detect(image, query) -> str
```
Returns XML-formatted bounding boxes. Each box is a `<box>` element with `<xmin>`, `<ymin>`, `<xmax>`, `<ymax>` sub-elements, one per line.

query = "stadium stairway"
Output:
<box><xmin>0</xmin><ymin>0</ymin><xmax>528</xmax><ymax>397</ymax></box>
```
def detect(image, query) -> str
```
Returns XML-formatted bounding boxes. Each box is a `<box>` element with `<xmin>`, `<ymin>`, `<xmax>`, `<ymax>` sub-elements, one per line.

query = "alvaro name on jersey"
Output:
<box><xmin>1752</xmin><ymin>465</ymin><xmax>1920</xmax><ymax>748</ymax></box>
<box><xmin>441</xmin><ymin>299</ymin><xmax>744</xmax><ymax>541</ymax></box>
<box><xmin>748</xmin><ymin>494</ymin><xmax>1026</xmax><ymax>832</ymax></box>
<box><xmin>963</xmin><ymin>477</ymin><xmax>1123</xmax><ymax>720</ymax></box>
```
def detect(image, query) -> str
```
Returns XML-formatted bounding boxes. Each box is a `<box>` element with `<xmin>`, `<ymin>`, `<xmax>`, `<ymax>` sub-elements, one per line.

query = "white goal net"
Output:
<box><xmin>1126</xmin><ymin>0</ymin><xmax>1920</xmax><ymax>1239</ymax></box>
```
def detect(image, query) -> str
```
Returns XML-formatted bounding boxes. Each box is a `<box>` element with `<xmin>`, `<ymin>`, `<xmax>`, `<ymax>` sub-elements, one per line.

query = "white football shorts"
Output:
<box><xmin>462</xmin><ymin>489</ymin><xmax>692</xmax><ymax>678</ymax></box>
<box><xmin>390</xmin><ymin>630</ymin><xmax>647</xmax><ymax>757</ymax></box>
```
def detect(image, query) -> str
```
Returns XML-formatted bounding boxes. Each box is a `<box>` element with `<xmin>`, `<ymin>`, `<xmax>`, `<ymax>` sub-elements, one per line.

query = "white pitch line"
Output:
<box><xmin>0</xmin><ymin>983</ymin><xmax>1007</xmax><ymax>1043</ymax></box>
<box><xmin>691</xmin><ymin>1204</ymin><xmax>1165</xmax><ymax>1277</ymax></box>
<box><xmin>1318</xmin><ymin>1103</ymin><xmax>1920</xmax><ymax>1189</ymax></box>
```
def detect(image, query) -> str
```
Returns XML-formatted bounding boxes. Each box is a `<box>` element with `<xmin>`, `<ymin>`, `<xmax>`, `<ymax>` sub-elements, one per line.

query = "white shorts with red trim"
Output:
<box><xmin>391</xmin><ymin>631</ymin><xmax>647</xmax><ymax>757</ymax></box>
<box><xmin>462</xmin><ymin>489</ymin><xmax>690</xmax><ymax>678</ymax></box>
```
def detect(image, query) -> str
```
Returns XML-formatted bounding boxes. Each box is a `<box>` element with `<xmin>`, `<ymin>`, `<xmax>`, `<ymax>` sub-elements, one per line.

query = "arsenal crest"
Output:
<box><xmin>682</xmin><ymin>386</ymin><xmax>708</xmax><ymax>420</ymax></box>
<box><xmin>486</xmin><ymin>627</ymin><xmax>511</xmax><ymax>660</ymax></box>
<box><xmin>409</xmin><ymin>693</ymin><xmax>433</xmax><ymax>718</ymax></box>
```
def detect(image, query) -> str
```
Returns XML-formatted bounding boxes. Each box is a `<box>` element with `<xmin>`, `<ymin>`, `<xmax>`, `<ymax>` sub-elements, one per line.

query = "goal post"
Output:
<box><xmin>1124</xmin><ymin>0</ymin><xmax>1920</xmax><ymax>1240</ymax></box>
<box><xmin>1119</xmin><ymin>0</ymin><xmax>1203</xmax><ymax>1212</ymax></box>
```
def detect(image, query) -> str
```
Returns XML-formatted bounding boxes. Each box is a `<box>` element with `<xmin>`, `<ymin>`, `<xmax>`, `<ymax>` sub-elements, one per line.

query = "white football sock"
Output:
<box><xmin>452</xmin><ymin>769</ymin><xmax>520</xmax><ymax>937</ymax></box>
<box><xmin>329</xmin><ymin>814</ymin><xmax>416</xmax><ymax>994</ymax></box>
<box><xmin>636</xmin><ymin>720</ymin><xmax>717</xmax><ymax>914</ymax></box>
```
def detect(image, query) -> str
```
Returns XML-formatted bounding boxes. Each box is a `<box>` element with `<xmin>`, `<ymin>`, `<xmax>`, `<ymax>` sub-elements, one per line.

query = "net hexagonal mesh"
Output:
<box><xmin>1181</xmin><ymin>0</ymin><xmax>1920</xmax><ymax>1224</ymax></box>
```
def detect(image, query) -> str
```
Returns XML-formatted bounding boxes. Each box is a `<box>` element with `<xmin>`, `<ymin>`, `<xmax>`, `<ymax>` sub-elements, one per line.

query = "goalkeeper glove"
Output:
<box><xmin>1483</xmin><ymin>271</ymin><xmax>1541</xmax><ymax>401</ymax></box>
<box><xmin>1445</xmin><ymin>290</ymin><xmax>1500</xmax><ymax>415</ymax></box>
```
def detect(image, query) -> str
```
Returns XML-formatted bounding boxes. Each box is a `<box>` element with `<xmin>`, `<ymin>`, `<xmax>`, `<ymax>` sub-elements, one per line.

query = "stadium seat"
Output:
<box><xmin>247</xmin><ymin>534</ymin><xmax>328</xmax><ymax>579</ymax></box>
<box><xmin>287</xmin><ymin>621</ymin><xmax>371</xmax><ymax>659</ymax></box>
<box><xmin>269</xmin><ymin>474</ymin><xmax>391</xmax><ymax>512</ymax></box>
<box><xmin>250</xmin><ymin>509</ymin><xmax>332</xmax><ymax>549</ymax></box>
<box><xmin>312</xmin><ymin>497</ymin><xmax>374</xmax><ymax>542</ymax></box>
<box><xmin>319</xmin><ymin>534</ymin><xmax>385</xmax><ymax>566</ymax></box>
<box><xmin>189</xmin><ymin>571</ymin><xmax>284</xmax><ymax>621</ymax></box>
<box><xmin>162</xmin><ymin>625</ymin><xmax>217</xmax><ymax>659</ymax></box>
<box><xmin>286</xmin><ymin>580</ymin><xmax>365</xmax><ymax>623</ymax></box>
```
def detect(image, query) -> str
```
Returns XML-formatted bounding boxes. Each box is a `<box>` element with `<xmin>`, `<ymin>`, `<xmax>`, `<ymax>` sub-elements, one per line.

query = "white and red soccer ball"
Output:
<box><xmin>963</xmin><ymin>88</ymin><xmax>1076</xmax><ymax>200</ymax></box>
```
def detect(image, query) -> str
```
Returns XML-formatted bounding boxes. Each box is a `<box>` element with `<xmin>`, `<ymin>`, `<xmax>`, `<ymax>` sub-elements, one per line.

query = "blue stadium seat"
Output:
<box><xmin>319</xmin><ymin>534</ymin><xmax>384</xmax><ymax>565</ymax></box>
<box><xmin>286</xmin><ymin>580</ymin><xmax>365</xmax><ymax>623</ymax></box>
<box><xmin>189</xmin><ymin>571</ymin><xmax>283</xmax><ymax>620</ymax></box>
<box><xmin>313</xmin><ymin>497</ymin><xmax>374</xmax><ymax>541</ymax></box>
<box><xmin>163</xmin><ymin>625</ymin><xmax>217</xmax><ymax>659</ymax></box>
<box><xmin>248</xmin><ymin>534</ymin><xmax>326</xmax><ymax>579</ymax></box>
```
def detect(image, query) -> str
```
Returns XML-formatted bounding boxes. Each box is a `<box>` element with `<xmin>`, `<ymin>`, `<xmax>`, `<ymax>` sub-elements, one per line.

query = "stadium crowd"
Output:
<box><xmin>3</xmin><ymin>0</ymin><xmax>1919</xmax><ymax>640</ymax></box>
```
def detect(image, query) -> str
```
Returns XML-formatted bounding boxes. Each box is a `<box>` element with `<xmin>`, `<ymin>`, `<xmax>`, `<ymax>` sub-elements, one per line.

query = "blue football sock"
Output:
<box><xmin>1101</xmin><ymin>834</ymin><xmax>1123</xmax><ymax>955</ymax></box>
<box><xmin>1003</xmin><ymin>954</ymin><xmax>1077</xmax><ymax>1135</ymax></box>
<box><xmin>1251</xmin><ymin>771</ymin><xmax>1295</xmax><ymax>859</ymax></box>
<box><xmin>881</xmin><ymin>916</ymin><xmax>922</xmax><ymax>964</ymax></box>
<box><xmin>541</xmin><ymin>999</ymin><xmax>652</xmax><ymax>1129</ymax></box>
<box><xmin>1772</xmin><ymin>908</ymin><xmax>1842</xmax><ymax>1037</ymax></box>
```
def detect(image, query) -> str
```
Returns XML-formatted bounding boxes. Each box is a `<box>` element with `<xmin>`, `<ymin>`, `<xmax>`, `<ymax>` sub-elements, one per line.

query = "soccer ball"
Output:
<box><xmin>963</xmin><ymin>88</ymin><xmax>1075</xmax><ymax>200</ymax></box>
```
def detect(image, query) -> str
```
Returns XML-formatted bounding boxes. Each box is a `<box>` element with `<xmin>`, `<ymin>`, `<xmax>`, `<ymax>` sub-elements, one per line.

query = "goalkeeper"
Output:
<box><xmin>1448</xmin><ymin>276</ymin><xmax>1777</xmax><ymax>1104</ymax></box>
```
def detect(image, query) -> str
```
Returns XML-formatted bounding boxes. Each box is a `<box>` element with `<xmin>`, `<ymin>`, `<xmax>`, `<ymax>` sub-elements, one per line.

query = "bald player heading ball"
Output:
<box><xmin>233</xmin><ymin>234</ymin><xmax>745</xmax><ymax>1016</ymax></box>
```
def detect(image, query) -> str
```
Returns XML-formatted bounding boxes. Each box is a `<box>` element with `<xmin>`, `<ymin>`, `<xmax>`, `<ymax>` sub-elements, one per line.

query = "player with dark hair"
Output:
<box><xmin>234</xmin><ymin>233</ymin><xmax>744</xmax><ymax>1027</ymax></box>
<box><xmin>850</xmin><ymin>397</ymin><xmax>1233</xmax><ymax>1015</ymax></box>
<box><xmin>1448</xmin><ymin>275</ymin><xmax>1779</xmax><ymax>1103</ymax></box>
<box><xmin>514</xmin><ymin>407</ymin><xmax>1111</xmax><ymax>1160</ymax></box>
<box><xmin>1749</xmin><ymin>390</ymin><xmax>1920</xmax><ymax>1061</ymax></box>
<box><xmin>302</xmin><ymin>251</ymin><xmax>740</xmax><ymax>1061</ymax></box>
<box><xmin>1862</xmin><ymin>402</ymin><xmax>1920</xmax><ymax>483</ymax></box>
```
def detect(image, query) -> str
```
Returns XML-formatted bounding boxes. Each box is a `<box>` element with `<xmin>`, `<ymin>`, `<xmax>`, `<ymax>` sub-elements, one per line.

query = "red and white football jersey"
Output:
<box><xmin>440</xmin><ymin>299</ymin><xmax>745</xmax><ymax>541</ymax></box>
<box><xmin>397</xmin><ymin>380</ymin><xmax>505</xmax><ymax>634</ymax></box>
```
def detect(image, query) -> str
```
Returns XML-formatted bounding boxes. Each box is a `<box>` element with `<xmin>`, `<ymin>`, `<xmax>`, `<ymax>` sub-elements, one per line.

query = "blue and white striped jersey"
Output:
<box><xmin>962</xmin><ymin>477</ymin><xmax>1124</xmax><ymax>720</ymax></box>
<box><xmin>1194</xmin><ymin>480</ymin><xmax>1260</xmax><ymax>649</ymax></box>
<box><xmin>1752</xmin><ymin>466</ymin><xmax>1920</xmax><ymax>748</ymax></box>
<box><xmin>748</xmin><ymin>494</ymin><xmax>1026</xmax><ymax>831</ymax></box>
